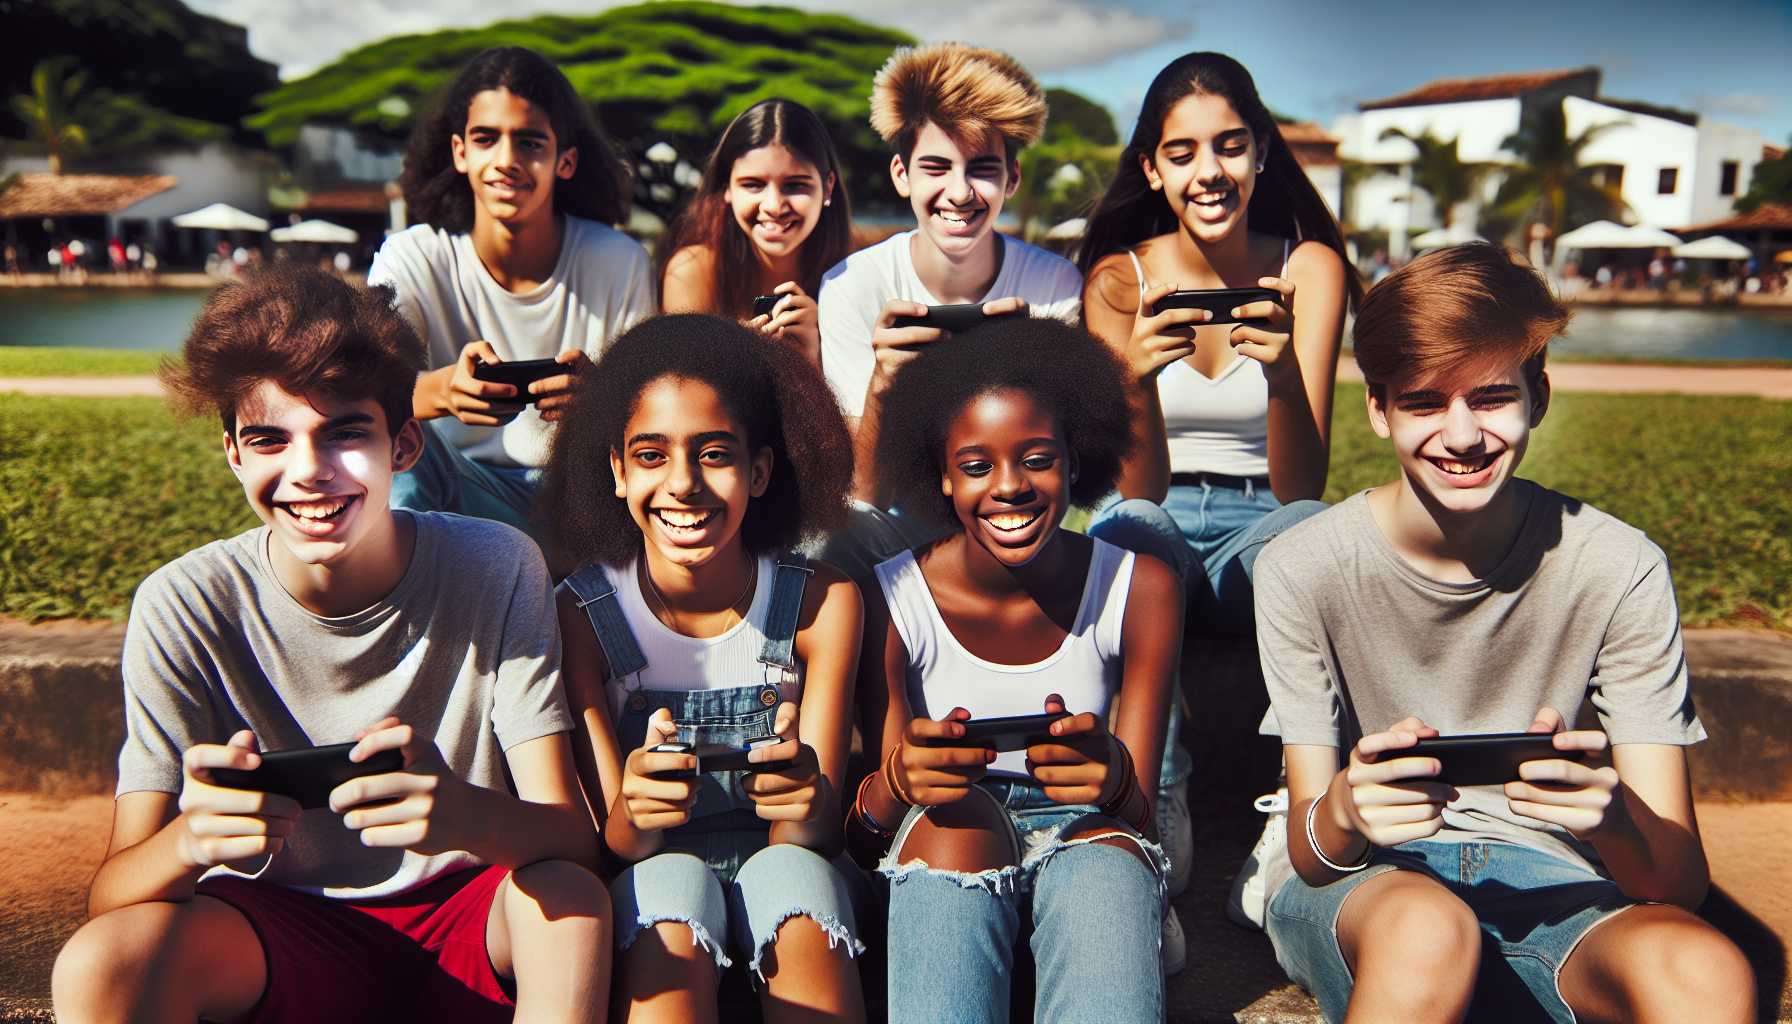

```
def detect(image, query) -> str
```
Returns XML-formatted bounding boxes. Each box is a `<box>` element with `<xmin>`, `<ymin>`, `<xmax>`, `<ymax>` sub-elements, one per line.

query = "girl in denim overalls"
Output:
<box><xmin>850</xmin><ymin>317</ymin><xmax>1184</xmax><ymax>1023</ymax></box>
<box><xmin>539</xmin><ymin>314</ymin><xmax>866</xmax><ymax>1022</ymax></box>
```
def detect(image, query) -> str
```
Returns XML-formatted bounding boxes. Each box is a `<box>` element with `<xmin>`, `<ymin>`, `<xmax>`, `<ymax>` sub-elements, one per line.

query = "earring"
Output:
<box><xmin>1255</xmin><ymin>162</ymin><xmax>1265</xmax><ymax>174</ymax></box>
<box><xmin>824</xmin><ymin>197</ymin><xmax>831</xmax><ymax>207</ymax></box>
<box><xmin>1149</xmin><ymin>179</ymin><xmax>1162</xmax><ymax>191</ymax></box>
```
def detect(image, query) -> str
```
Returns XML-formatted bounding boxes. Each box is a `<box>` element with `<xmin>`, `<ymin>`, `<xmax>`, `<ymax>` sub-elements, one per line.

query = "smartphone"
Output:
<box><xmin>1148</xmin><ymin>286</ymin><xmax>1281</xmax><ymax>326</ymax></box>
<box><xmin>928</xmin><ymin>711</ymin><xmax>1073</xmax><ymax>753</ymax></box>
<box><xmin>648</xmin><ymin>738</ymin><xmax>795</xmax><ymax>779</ymax></box>
<box><xmin>891</xmin><ymin>303</ymin><xmax>989</xmax><ymax>332</ymax></box>
<box><xmin>470</xmin><ymin>357</ymin><xmax>563</xmax><ymax>401</ymax></box>
<box><xmin>209</xmin><ymin>742</ymin><xmax>405</xmax><ymax>810</ymax></box>
<box><xmin>752</xmin><ymin>294</ymin><xmax>781</xmax><ymax>318</ymax></box>
<box><xmin>1408</xmin><ymin>733</ymin><xmax>1584</xmax><ymax>786</ymax></box>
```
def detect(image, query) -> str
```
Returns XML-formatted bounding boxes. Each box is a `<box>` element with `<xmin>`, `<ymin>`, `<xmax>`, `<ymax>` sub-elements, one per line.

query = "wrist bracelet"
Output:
<box><xmin>883</xmin><ymin>744</ymin><xmax>918</xmax><ymax>807</ymax></box>
<box><xmin>1306</xmin><ymin>792</ymin><xmax>1371</xmax><ymax>873</ymax></box>
<box><xmin>853</xmin><ymin>772</ymin><xmax>896</xmax><ymax>838</ymax></box>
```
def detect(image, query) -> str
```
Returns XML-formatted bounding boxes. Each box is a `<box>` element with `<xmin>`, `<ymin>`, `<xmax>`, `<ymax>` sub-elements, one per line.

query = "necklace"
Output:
<box><xmin>641</xmin><ymin>558</ymin><xmax>758</xmax><ymax>635</ymax></box>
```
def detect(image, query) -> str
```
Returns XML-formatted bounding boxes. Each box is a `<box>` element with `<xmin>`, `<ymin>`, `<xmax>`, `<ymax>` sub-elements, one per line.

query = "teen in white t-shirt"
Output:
<box><xmin>369</xmin><ymin>47</ymin><xmax>654</xmax><ymax>538</ymax></box>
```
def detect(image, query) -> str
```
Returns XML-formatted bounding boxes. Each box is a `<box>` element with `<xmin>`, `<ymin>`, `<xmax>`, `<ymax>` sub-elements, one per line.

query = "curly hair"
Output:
<box><xmin>872</xmin><ymin>316</ymin><xmax>1133</xmax><ymax>527</ymax></box>
<box><xmin>538</xmin><ymin>314</ymin><xmax>853</xmax><ymax>569</ymax></box>
<box><xmin>160</xmin><ymin>265</ymin><xmax>425</xmax><ymax>435</ymax></box>
<box><xmin>870</xmin><ymin>42</ymin><xmax>1047</xmax><ymax>160</ymax></box>
<box><xmin>400</xmin><ymin>47</ymin><xmax>631</xmax><ymax>231</ymax></box>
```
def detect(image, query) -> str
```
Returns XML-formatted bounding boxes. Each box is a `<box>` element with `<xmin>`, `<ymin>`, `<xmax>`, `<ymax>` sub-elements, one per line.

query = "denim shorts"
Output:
<box><xmin>1265</xmin><ymin>840</ymin><xmax>1636</xmax><ymax>1023</ymax></box>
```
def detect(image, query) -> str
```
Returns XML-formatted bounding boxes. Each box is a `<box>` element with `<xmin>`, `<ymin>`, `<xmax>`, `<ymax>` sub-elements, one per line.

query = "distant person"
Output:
<box><xmin>659</xmin><ymin>98</ymin><xmax>854</xmax><ymax>369</ymax></box>
<box><xmin>4</xmin><ymin>242</ymin><xmax>19</xmax><ymax>278</ymax></box>
<box><xmin>333</xmin><ymin>249</ymin><xmax>351</xmax><ymax>275</ymax></box>
<box><xmin>1595</xmin><ymin>264</ymin><xmax>1613</xmax><ymax>289</ymax></box>
<box><xmin>815</xmin><ymin>42</ymin><xmax>1080</xmax><ymax>578</ymax></box>
<box><xmin>1256</xmin><ymin>243</ymin><xmax>1755</xmax><ymax>1024</ymax></box>
<box><xmin>369</xmin><ymin>45</ymin><xmax>653</xmax><ymax>541</ymax></box>
<box><xmin>50</xmin><ymin>266</ymin><xmax>610</xmax><ymax>1023</ymax></box>
<box><xmin>108</xmin><ymin>236</ymin><xmax>127</xmax><ymax>275</ymax></box>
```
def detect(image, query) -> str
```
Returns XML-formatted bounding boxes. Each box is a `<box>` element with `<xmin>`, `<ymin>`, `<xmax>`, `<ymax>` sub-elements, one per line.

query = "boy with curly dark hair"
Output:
<box><xmin>52</xmin><ymin>265</ymin><xmax>609</xmax><ymax>1024</ymax></box>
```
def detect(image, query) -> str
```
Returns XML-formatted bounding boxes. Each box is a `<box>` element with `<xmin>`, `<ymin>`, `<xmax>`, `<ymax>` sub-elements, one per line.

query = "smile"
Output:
<box><xmin>980</xmin><ymin>509</ymin><xmax>1042</xmax><ymax>533</ymax></box>
<box><xmin>933</xmin><ymin>207</ymin><xmax>984</xmax><ymax>231</ymax></box>
<box><xmin>1426</xmin><ymin>452</ymin><xmax>1500</xmax><ymax>476</ymax></box>
<box><xmin>279</xmin><ymin>495</ymin><xmax>354</xmax><ymax>521</ymax></box>
<box><xmin>652</xmin><ymin>508</ymin><xmax>718</xmax><ymax>531</ymax></box>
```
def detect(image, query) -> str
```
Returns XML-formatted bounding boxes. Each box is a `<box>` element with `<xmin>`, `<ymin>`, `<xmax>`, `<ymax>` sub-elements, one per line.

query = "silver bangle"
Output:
<box><xmin>1306</xmin><ymin>793</ymin><xmax>1371</xmax><ymax>873</ymax></box>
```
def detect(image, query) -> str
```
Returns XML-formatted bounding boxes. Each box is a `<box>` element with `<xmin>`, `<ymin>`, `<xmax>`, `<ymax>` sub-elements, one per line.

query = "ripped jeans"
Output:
<box><xmin>879</xmin><ymin>779</ymin><xmax>1165</xmax><ymax>1023</ymax></box>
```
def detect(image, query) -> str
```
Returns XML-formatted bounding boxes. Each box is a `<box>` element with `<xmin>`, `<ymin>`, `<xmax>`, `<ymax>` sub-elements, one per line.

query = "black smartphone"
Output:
<box><xmin>1408</xmin><ymin>733</ymin><xmax>1584</xmax><ymax>786</ymax></box>
<box><xmin>752</xmin><ymin>294</ymin><xmax>780</xmax><ymax>318</ymax></box>
<box><xmin>648</xmin><ymin>738</ymin><xmax>795</xmax><ymax>779</ymax></box>
<box><xmin>931</xmin><ymin>711</ymin><xmax>1073</xmax><ymax>753</ymax></box>
<box><xmin>891</xmin><ymin>303</ymin><xmax>989</xmax><ymax>332</ymax></box>
<box><xmin>471</xmin><ymin>357</ymin><xmax>563</xmax><ymax>402</ymax></box>
<box><xmin>209</xmin><ymin>742</ymin><xmax>405</xmax><ymax>810</ymax></box>
<box><xmin>1148</xmin><ymin>286</ymin><xmax>1281</xmax><ymax>326</ymax></box>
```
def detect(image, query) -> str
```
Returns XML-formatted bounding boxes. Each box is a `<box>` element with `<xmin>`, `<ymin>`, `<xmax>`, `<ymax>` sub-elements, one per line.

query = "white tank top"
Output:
<box><xmin>1132</xmin><ymin>242</ymin><xmax>1289</xmax><ymax>478</ymax></box>
<box><xmin>874</xmin><ymin>539</ymin><xmax>1135</xmax><ymax>778</ymax></box>
<box><xmin>605</xmin><ymin>554</ymin><xmax>799</xmax><ymax>716</ymax></box>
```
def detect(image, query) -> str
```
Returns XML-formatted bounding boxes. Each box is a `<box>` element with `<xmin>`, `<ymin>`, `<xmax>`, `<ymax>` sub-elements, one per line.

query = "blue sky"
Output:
<box><xmin>190</xmin><ymin>0</ymin><xmax>1792</xmax><ymax>144</ymax></box>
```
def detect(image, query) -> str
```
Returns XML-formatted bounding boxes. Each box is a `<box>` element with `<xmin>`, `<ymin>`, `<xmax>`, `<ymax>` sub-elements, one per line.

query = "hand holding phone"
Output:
<box><xmin>1410</xmin><ymin>733</ymin><xmax>1586</xmax><ymax>786</ymax></box>
<box><xmin>890</xmin><ymin>303</ymin><xmax>989</xmax><ymax>332</ymax></box>
<box><xmin>1148</xmin><ymin>286</ymin><xmax>1281</xmax><ymax>325</ymax></box>
<box><xmin>208</xmin><ymin>741</ymin><xmax>404</xmax><ymax>810</ymax></box>
<box><xmin>1500</xmin><ymin>707</ymin><xmax>1618</xmax><ymax>837</ymax></box>
<box><xmin>178</xmin><ymin>730</ymin><xmax>303</xmax><ymax>869</ymax></box>
<box><xmin>1021</xmin><ymin>696</ymin><xmax>1117</xmax><ymax>806</ymax></box>
<box><xmin>738</xmin><ymin>700</ymin><xmax>823</xmax><ymax>824</ymax></box>
<box><xmin>1334</xmin><ymin>715</ymin><xmax>1456</xmax><ymax>849</ymax></box>
<box><xmin>891</xmin><ymin>708</ymin><xmax>997</xmax><ymax>806</ymax></box>
<box><xmin>471</xmin><ymin>357</ymin><xmax>564</xmax><ymax>402</ymax></box>
<box><xmin>621</xmin><ymin>709</ymin><xmax>700</xmax><ymax>832</ymax></box>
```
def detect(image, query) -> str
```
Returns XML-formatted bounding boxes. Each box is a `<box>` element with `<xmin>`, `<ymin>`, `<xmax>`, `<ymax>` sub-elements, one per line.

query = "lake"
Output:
<box><xmin>3</xmin><ymin>287</ymin><xmax>1792</xmax><ymax>362</ymax></box>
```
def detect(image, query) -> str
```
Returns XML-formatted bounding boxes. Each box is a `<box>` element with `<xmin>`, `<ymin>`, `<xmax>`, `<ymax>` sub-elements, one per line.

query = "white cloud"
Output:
<box><xmin>186</xmin><ymin>0</ymin><xmax>1186</xmax><ymax>79</ymax></box>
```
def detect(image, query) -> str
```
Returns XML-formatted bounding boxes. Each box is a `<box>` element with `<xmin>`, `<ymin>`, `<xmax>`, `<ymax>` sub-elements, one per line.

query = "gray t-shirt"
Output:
<box><xmin>117</xmin><ymin>511</ymin><xmax>572</xmax><ymax>899</ymax></box>
<box><xmin>367</xmin><ymin>216</ymin><xmax>656</xmax><ymax>468</ymax></box>
<box><xmin>1256</xmin><ymin>483</ymin><xmax>1704</xmax><ymax>899</ymax></box>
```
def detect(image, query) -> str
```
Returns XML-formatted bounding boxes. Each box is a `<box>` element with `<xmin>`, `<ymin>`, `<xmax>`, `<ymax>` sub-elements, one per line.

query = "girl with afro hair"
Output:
<box><xmin>539</xmin><ymin>314</ymin><xmax>867</xmax><ymax>1022</ymax></box>
<box><xmin>850</xmin><ymin>315</ymin><xmax>1183</xmax><ymax>1022</ymax></box>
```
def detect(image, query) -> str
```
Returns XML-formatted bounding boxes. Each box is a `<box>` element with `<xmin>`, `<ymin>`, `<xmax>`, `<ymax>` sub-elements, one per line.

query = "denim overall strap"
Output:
<box><xmin>556</xmin><ymin>565</ymin><xmax>649</xmax><ymax>678</ymax></box>
<box><xmin>757</xmin><ymin>552</ymin><xmax>813</xmax><ymax>671</ymax></box>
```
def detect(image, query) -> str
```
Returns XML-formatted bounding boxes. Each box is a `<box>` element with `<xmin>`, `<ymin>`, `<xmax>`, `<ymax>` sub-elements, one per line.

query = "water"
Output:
<box><xmin>3</xmin><ymin>288</ymin><xmax>1792</xmax><ymax>362</ymax></box>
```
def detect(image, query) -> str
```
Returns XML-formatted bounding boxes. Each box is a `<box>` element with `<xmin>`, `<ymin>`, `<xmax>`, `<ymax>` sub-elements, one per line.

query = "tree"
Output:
<box><xmin>1377</xmin><ymin>127</ymin><xmax>1489</xmax><ymax>230</ymax></box>
<box><xmin>1736</xmin><ymin>140</ymin><xmax>1791</xmax><ymax>213</ymax></box>
<box><xmin>10</xmin><ymin>58</ymin><xmax>89</xmax><ymax>175</ymax></box>
<box><xmin>1488</xmin><ymin>102</ymin><xmax>1628</xmax><ymax>252</ymax></box>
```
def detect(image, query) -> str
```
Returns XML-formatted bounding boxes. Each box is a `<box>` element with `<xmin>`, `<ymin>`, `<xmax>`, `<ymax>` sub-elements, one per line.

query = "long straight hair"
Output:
<box><xmin>655</xmin><ymin>99</ymin><xmax>854</xmax><ymax>319</ymax></box>
<box><xmin>1079</xmin><ymin>52</ymin><xmax>1361</xmax><ymax>309</ymax></box>
<box><xmin>400</xmin><ymin>47</ymin><xmax>631</xmax><ymax>232</ymax></box>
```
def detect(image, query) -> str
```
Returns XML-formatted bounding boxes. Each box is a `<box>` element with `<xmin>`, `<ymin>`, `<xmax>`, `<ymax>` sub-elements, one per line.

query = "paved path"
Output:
<box><xmin>7</xmin><ymin>356</ymin><xmax>1792</xmax><ymax>399</ymax></box>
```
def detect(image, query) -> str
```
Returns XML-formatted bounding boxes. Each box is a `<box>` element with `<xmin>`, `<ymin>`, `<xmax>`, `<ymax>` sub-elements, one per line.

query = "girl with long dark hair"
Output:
<box><xmin>1077</xmin><ymin>51</ymin><xmax>1360</xmax><ymax>943</ymax></box>
<box><xmin>659</xmin><ymin>99</ymin><xmax>853</xmax><ymax>368</ymax></box>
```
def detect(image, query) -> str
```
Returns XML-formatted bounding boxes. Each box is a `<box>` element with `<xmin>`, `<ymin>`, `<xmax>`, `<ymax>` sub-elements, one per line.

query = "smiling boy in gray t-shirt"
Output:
<box><xmin>1255</xmin><ymin>244</ymin><xmax>1753</xmax><ymax>1023</ymax></box>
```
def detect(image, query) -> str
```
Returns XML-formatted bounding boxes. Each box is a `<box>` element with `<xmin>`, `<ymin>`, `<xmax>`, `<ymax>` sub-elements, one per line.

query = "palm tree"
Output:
<box><xmin>1489</xmin><ymin>102</ymin><xmax>1629</xmax><ymax>256</ymax></box>
<box><xmin>9</xmin><ymin>57</ymin><xmax>90</xmax><ymax>175</ymax></box>
<box><xmin>1377</xmin><ymin>127</ymin><xmax>1490</xmax><ymax>231</ymax></box>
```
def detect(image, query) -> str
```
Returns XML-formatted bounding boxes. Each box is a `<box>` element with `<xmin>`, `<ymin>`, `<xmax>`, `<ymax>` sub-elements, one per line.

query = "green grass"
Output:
<box><xmin>0</xmin><ymin>347</ymin><xmax>165</xmax><ymax>377</ymax></box>
<box><xmin>2</xmin><ymin>387</ymin><xmax>1788</xmax><ymax>629</ymax></box>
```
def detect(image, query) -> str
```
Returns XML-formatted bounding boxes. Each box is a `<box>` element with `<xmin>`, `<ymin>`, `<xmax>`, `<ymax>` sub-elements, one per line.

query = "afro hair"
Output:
<box><xmin>537</xmin><ymin>314</ymin><xmax>853</xmax><ymax>569</ymax></box>
<box><xmin>870</xmin><ymin>42</ymin><xmax>1047</xmax><ymax>159</ymax></box>
<box><xmin>872</xmin><ymin>315</ymin><xmax>1133</xmax><ymax>528</ymax></box>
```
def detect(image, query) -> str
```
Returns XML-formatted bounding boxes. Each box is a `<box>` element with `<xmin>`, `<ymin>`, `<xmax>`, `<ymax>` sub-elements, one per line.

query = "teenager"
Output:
<box><xmin>659</xmin><ymin>98</ymin><xmax>853</xmax><ymax>369</ymax></box>
<box><xmin>539</xmin><ymin>315</ymin><xmax>867</xmax><ymax>1022</ymax></box>
<box><xmin>818</xmin><ymin>42</ymin><xmax>1081</xmax><ymax>516</ymax></box>
<box><xmin>1257</xmin><ymin>244</ymin><xmax>1755</xmax><ymax>1024</ymax></box>
<box><xmin>853</xmin><ymin>316</ymin><xmax>1182</xmax><ymax>1023</ymax></box>
<box><xmin>51</xmin><ymin>267</ymin><xmax>609</xmax><ymax>1023</ymax></box>
<box><xmin>1077</xmin><ymin>51</ymin><xmax>1359</xmax><ymax>928</ymax></box>
<box><xmin>369</xmin><ymin>46</ymin><xmax>655</xmax><ymax>539</ymax></box>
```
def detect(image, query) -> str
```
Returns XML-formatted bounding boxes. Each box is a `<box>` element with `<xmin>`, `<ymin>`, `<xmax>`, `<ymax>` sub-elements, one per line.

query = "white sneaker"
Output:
<box><xmin>1158</xmin><ymin>777</ymin><xmax>1194</xmax><ymax>899</ymax></box>
<box><xmin>1161</xmin><ymin>905</ymin><xmax>1188</xmax><ymax>976</ymax></box>
<box><xmin>1225</xmin><ymin>788</ymin><xmax>1288</xmax><ymax>930</ymax></box>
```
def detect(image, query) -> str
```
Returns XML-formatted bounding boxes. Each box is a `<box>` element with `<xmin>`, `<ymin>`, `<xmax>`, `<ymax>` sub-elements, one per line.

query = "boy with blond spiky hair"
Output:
<box><xmin>818</xmin><ymin>42</ymin><xmax>1082</xmax><ymax>515</ymax></box>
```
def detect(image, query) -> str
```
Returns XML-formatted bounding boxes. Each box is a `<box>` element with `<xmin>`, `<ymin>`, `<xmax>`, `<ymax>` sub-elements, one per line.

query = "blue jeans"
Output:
<box><xmin>390</xmin><ymin>421</ymin><xmax>542</xmax><ymax>542</ymax></box>
<box><xmin>880</xmin><ymin>780</ymin><xmax>1165</xmax><ymax>1024</ymax></box>
<box><xmin>1266</xmin><ymin>841</ymin><xmax>1634</xmax><ymax>1024</ymax></box>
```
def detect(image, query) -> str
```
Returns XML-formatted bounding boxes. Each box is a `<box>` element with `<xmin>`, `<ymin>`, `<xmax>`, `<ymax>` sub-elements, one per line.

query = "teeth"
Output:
<box><xmin>936</xmin><ymin>210</ymin><xmax>977</xmax><ymax>225</ymax></box>
<box><xmin>984</xmin><ymin>511</ymin><xmax>1039</xmax><ymax>531</ymax></box>
<box><xmin>1435</xmin><ymin>456</ymin><xmax>1492</xmax><ymax>475</ymax></box>
<box><xmin>655</xmin><ymin>509</ymin><xmax>714</xmax><ymax>528</ymax></box>
<box><xmin>286</xmin><ymin>497</ymin><xmax>350</xmax><ymax>520</ymax></box>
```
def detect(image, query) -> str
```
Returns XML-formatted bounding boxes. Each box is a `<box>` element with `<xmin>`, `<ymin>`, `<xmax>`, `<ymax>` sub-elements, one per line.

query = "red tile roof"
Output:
<box><xmin>1278</xmin><ymin>121</ymin><xmax>1340</xmax><ymax>167</ymax></box>
<box><xmin>1766</xmin><ymin>144</ymin><xmax>1786</xmax><ymax>162</ymax></box>
<box><xmin>287</xmin><ymin>185</ymin><xmax>391</xmax><ymax>215</ymax></box>
<box><xmin>0</xmin><ymin>173</ymin><xmax>179</xmax><ymax>218</ymax></box>
<box><xmin>1678</xmin><ymin>203</ymin><xmax>1792</xmax><ymax>234</ymax></box>
<box><xmin>1360</xmin><ymin>68</ymin><xmax>1599</xmax><ymax>111</ymax></box>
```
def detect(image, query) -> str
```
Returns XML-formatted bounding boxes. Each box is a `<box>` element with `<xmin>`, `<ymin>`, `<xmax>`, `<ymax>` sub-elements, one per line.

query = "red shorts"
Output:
<box><xmin>197</xmin><ymin>865</ymin><xmax>514</xmax><ymax>1024</ymax></box>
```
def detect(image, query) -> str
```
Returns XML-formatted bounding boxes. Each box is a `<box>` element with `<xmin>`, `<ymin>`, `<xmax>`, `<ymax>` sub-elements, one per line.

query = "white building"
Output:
<box><xmin>1331</xmin><ymin>68</ymin><xmax>1767</xmax><ymax>258</ymax></box>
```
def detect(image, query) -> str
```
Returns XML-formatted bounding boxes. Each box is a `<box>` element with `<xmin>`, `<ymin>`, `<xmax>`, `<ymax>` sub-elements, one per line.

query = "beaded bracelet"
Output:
<box><xmin>1305</xmin><ymin>792</ymin><xmax>1371</xmax><ymax>873</ymax></box>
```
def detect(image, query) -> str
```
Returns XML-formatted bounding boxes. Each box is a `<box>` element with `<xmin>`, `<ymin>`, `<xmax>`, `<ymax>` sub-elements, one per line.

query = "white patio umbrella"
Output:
<box><xmin>1411</xmin><ymin>224</ymin><xmax>1484</xmax><ymax>249</ymax></box>
<box><xmin>171</xmin><ymin>203</ymin><xmax>269</xmax><ymax>232</ymax></box>
<box><xmin>1672</xmin><ymin>235</ymin><xmax>1751</xmax><ymax>260</ymax></box>
<box><xmin>1045</xmin><ymin>216</ymin><xmax>1087</xmax><ymax>240</ymax></box>
<box><xmin>1556</xmin><ymin>220</ymin><xmax>1681</xmax><ymax>250</ymax></box>
<box><xmin>270</xmin><ymin>219</ymin><xmax>359</xmax><ymax>244</ymax></box>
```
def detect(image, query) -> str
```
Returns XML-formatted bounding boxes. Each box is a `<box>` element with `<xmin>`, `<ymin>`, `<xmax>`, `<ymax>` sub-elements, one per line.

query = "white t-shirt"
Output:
<box><xmin>367</xmin><ymin>216</ymin><xmax>656</xmax><ymax>468</ymax></box>
<box><xmin>817</xmin><ymin>230</ymin><xmax>1083</xmax><ymax>419</ymax></box>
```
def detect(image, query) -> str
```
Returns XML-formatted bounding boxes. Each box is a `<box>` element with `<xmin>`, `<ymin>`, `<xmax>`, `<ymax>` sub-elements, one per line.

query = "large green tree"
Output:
<box><xmin>1736</xmin><ymin>140</ymin><xmax>1791</xmax><ymax>213</ymax></box>
<box><xmin>6</xmin><ymin>56</ymin><xmax>225</xmax><ymax>172</ymax></box>
<box><xmin>10</xmin><ymin>58</ymin><xmax>88</xmax><ymax>175</ymax></box>
<box><xmin>1377</xmin><ymin>127</ymin><xmax>1490</xmax><ymax>231</ymax></box>
<box><xmin>1488</xmin><ymin>102</ymin><xmax>1628</xmax><ymax>251</ymax></box>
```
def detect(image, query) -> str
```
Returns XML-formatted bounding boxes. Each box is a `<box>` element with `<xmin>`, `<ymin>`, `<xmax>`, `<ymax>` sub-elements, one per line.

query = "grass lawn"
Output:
<box><xmin>0</xmin><ymin>347</ymin><xmax>165</xmax><ymax>377</ymax></box>
<box><xmin>2</xmin><ymin>386</ymin><xmax>1788</xmax><ymax>629</ymax></box>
